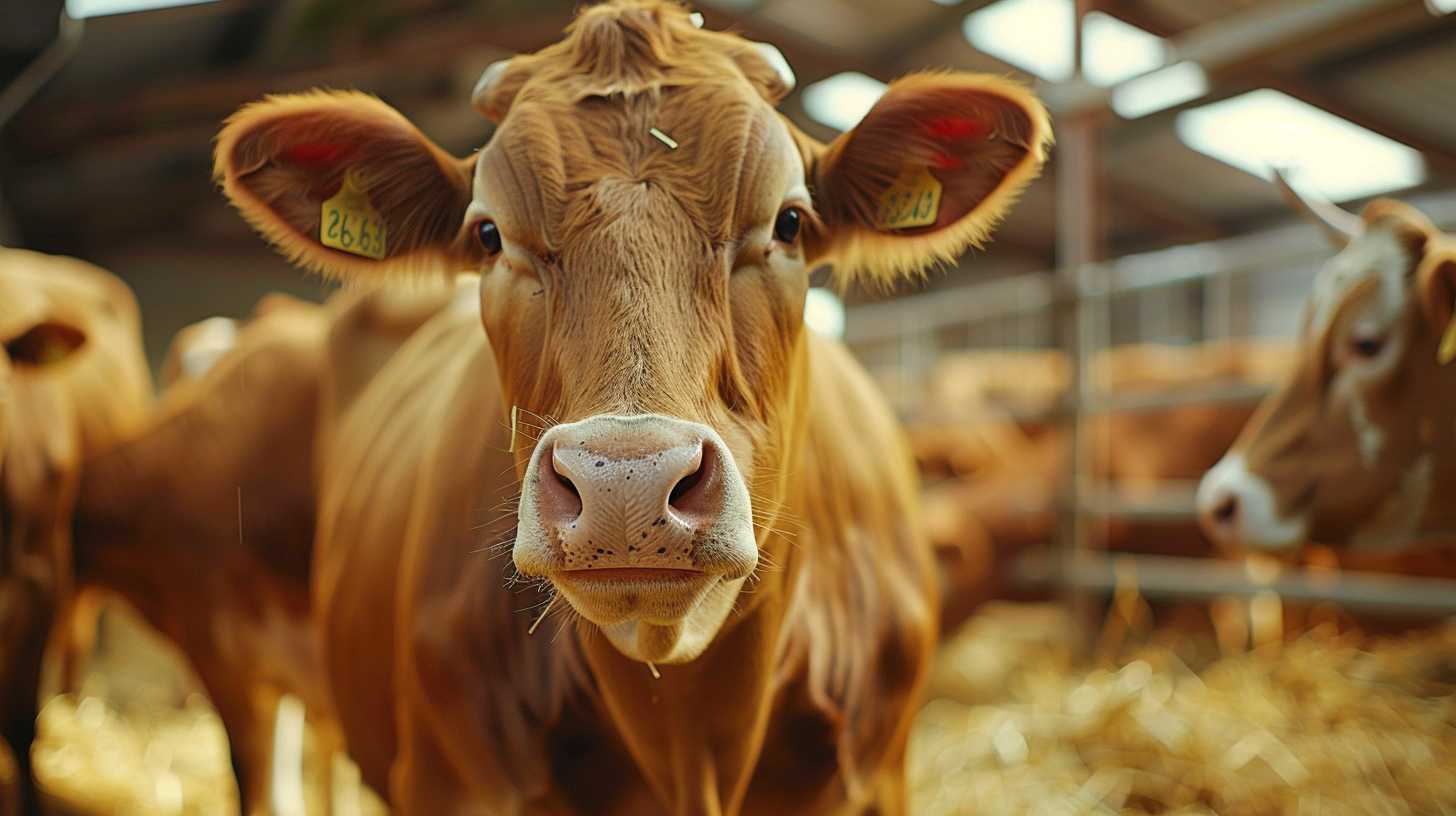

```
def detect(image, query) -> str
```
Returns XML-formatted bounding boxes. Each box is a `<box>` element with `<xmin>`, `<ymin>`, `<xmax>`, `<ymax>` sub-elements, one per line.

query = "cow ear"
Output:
<box><xmin>1416</xmin><ymin>242</ymin><xmax>1456</xmax><ymax>364</ymax></box>
<box><xmin>214</xmin><ymin>90</ymin><xmax>477</xmax><ymax>282</ymax></box>
<box><xmin>4</xmin><ymin>320</ymin><xmax>87</xmax><ymax>368</ymax></box>
<box><xmin>805</xmin><ymin>73</ymin><xmax>1051</xmax><ymax>289</ymax></box>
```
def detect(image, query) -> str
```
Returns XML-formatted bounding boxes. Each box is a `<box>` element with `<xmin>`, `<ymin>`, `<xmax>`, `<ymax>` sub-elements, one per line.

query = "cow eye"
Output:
<box><xmin>1350</xmin><ymin>335</ymin><xmax>1384</xmax><ymax>358</ymax></box>
<box><xmin>476</xmin><ymin>221</ymin><xmax>502</xmax><ymax>255</ymax></box>
<box><xmin>773</xmin><ymin>207</ymin><xmax>803</xmax><ymax>244</ymax></box>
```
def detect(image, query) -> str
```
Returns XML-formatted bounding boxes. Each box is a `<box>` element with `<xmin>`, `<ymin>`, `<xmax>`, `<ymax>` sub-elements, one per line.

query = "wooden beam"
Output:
<box><xmin>864</xmin><ymin>0</ymin><xmax>992</xmax><ymax>74</ymax></box>
<box><xmin>1094</xmin><ymin>0</ymin><xmax>1182</xmax><ymax>38</ymax></box>
<box><xmin>9</xmin><ymin>8</ymin><xmax>569</xmax><ymax>159</ymax></box>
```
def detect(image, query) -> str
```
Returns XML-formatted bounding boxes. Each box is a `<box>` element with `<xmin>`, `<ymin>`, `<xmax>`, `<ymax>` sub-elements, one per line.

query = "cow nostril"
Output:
<box><xmin>668</xmin><ymin>466</ymin><xmax>703</xmax><ymax>507</ymax></box>
<box><xmin>667</xmin><ymin>443</ymin><xmax>714</xmax><ymax>516</ymax></box>
<box><xmin>546</xmin><ymin>449</ymin><xmax>583</xmax><ymax>518</ymax></box>
<box><xmin>556</xmin><ymin>470</ymin><xmax>581</xmax><ymax>502</ymax></box>
<box><xmin>1213</xmin><ymin>495</ymin><xmax>1238</xmax><ymax>525</ymax></box>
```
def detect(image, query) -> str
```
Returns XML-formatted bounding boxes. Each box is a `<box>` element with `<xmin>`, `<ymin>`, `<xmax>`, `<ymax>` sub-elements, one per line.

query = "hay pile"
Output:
<box><xmin>27</xmin><ymin>601</ymin><xmax>388</xmax><ymax>816</ymax></box>
<box><xmin>910</xmin><ymin>604</ymin><xmax>1456</xmax><ymax>815</ymax></box>
<box><xmin>32</xmin><ymin>693</ymin><xmax>237</xmax><ymax>815</ymax></box>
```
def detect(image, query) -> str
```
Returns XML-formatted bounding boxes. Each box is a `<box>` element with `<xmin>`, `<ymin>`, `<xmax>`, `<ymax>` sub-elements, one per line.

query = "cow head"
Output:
<box><xmin>214</xmin><ymin>0</ymin><xmax>1049</xmax><ymax>664</ymax></box>
<box><xmin>1197</xmin><ymin>172</ymin><xmax>1456</xmax><ymax>556</ymax></box>
<box><xmin>0</xmin><ymin>296</ymin><xmax>90</xmax><ymax>681</ymax></box>
<box><xmin>2</xmin><ymin>250</ymin><xmax>151</xmax><ymax>725</ymax></box>
<box><xmin>1</xmin><ymin>263</ymin><xmax>95</xmax><ymax>525</ymax></box>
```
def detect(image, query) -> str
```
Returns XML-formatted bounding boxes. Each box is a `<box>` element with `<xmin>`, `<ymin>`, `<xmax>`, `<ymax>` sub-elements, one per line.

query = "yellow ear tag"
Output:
<box><xmin>321</xmin><ymin>171</ymin><xmax>387</xmax><ymax>260</ymax></box>
<box><xmin>1439</xmin><ymin>314</ymin><xmax>1456</xmax><ymax>366</ymax></box>
<box><xmin>875</xmin><ymin>166</ymin><xmax>943</xmax><ymax>230</ymax></box>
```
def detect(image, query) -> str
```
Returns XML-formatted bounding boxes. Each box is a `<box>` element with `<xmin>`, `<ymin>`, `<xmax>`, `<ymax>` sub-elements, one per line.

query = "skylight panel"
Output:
<box><xmin>1175</xmin><ymin>89</ymin><xmax>1426</xmax><ymax>201</ymax></box>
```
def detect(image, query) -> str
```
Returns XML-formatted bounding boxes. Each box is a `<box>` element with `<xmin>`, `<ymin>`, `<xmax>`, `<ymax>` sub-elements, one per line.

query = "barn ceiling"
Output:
<box><xmin>2</xmin><ymin>0</ymin><xmax>1454</xmax><ymax>294</ymax></box>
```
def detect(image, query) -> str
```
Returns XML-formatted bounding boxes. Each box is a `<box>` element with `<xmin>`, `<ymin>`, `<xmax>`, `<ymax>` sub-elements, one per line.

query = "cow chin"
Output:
<box><xmin>575</xmin><ymin>571</ymin><xmax>749</xmax><ymax>663</ymax></box>
<box><xmin>511</xmin><ymin>413</ymin><xmax>759</xmax><ymax>664</ymax></box>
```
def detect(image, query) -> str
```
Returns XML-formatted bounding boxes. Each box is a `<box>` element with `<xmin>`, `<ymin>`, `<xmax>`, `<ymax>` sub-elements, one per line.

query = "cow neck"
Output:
<box><xmin>577</xmin><ymin>561</ymin><xmax>788</xmax><ymax>816</ymax></box>
<box><xmin>1416</xmin><ymin>351</ymin><xmax>1456</xmax><ymax>539</ymax></box>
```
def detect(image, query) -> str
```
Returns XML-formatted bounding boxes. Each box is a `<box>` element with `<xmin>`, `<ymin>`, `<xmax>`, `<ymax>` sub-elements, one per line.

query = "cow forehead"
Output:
<box><xmin>1307</xmin><ymin>226</ymin><xmax>1412</xmax><ymax>339</ymax></box>
<box><xmin>0</xmin><ymin>267</ymin><xmax>49</xmax><ymax>341</ymax></box>
<box><xmin>471</xmin><ymin>89</ymin><xmax>803</xmax><ymax>251</ymax></box>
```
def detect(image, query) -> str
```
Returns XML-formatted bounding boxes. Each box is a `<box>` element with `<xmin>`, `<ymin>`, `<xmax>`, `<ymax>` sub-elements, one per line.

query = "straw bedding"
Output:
<box><xmin>24</xmin><ymin>600</ymin><xmax>1456</xmax><ymax>814</ymax></box>
<box><xmin>910</xmin><ymin>603</ymin><xmax>1456</xmax><ymax>815</ymax></box>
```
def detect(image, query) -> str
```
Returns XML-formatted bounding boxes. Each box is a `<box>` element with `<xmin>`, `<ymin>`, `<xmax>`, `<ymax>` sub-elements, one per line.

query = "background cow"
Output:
<box><xmin>66</xmin><ymin>295</ymin><xmax>333</xmax><ymax>815</ymax></box>
<box><xmin>1</xmin><ymin>270</ymin><xmax>339</xmax><ymax>815</ymax></box>
<box><xmin>0</xmin><ymin>248</ymin><xmax>153</xmax><ymax>814</ymax></box>
<box><xmin>212</xmin><ymin>1</ymin><xmax>1050</xmax><ymax>811</ymax></box>
<box><xmin>1198</xmin><ymin>173</ymin><xmax>1456</xmax><ymax>559</ymax></box>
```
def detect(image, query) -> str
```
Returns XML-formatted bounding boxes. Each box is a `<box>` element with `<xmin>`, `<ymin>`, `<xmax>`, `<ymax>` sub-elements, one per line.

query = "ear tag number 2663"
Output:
<box><xmin>875</xmin><ymin>166</ymin><xmax>943</xmax><ymax>230</ymax></box>
<box><xmin>321</xmin><ymin>171</ymin><xmax>387</xmax><ymax>260</ymax></box>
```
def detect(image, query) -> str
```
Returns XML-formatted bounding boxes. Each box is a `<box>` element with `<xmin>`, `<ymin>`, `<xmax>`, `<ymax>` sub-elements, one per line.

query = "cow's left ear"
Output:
<box><xmin>1415</xmin><ymin>242</ymin><xmax>1456</xmax><ymax>364</ymax></box>
<box><xmin>803</xmin><ymin>73</ymin><xmax>1051</xmax><ymax>288</ymax></box>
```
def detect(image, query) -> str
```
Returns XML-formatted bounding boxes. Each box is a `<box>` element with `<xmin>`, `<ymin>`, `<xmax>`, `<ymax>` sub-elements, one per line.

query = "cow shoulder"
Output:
<box><xmin>312</xmin><ymin>282</ymin><xmax>502</xmax><ymax>791</ymax></box>
<box><xmin>757</xmin><ymin>334</ymin><xmax>938</xmax><ymax>807</ymax></box>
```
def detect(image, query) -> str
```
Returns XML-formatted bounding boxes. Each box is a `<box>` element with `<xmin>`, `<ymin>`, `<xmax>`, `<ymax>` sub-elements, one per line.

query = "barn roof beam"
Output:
<box><xmin>1044</xmin><ymin>0</ymin><xmax>1413</xmax><ymax>116</ymax></box>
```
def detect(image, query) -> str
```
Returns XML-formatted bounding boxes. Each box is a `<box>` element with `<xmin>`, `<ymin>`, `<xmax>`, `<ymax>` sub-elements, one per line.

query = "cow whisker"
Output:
<box><xmin>515</xmin><ymin>406</ymin><xmax>560</xmax><ymax>427</ymax></box>
<box><xmin>481</xmin><ymin>534</ymin><xmax>519</xmax><ymax>559</ymax></box>
<box><xmin>548</xmin><ymin>606</ymin><xmax>581</xmax><ymax>645</ymax></box>
<box><xmin>470</xmin><ymin>534</ymin><xmax>515</xmax><ymax>557</ymax></box>
<box><xmin>494</xmin><ymin>461</ymin><xmax>525</xmax><ymax>480</ymax></box>
<box><xmin>528</xmin><ymin>594</ymin><xmax>557</xmax><ymax>636</ymax></box>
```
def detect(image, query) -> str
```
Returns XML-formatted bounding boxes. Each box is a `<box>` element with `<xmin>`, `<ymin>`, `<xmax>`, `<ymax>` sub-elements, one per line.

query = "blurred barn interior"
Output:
<box><xmin>4</xmin><ymin>0</ymin><xmax>1456</xmax><ymax>813</ymax></box>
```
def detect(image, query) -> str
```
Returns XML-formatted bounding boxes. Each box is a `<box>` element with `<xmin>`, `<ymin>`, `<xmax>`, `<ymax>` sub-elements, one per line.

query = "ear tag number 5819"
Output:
<box><xmin>321</xmin><ymin>171</ymin><xmax>387</xmax><ymax>260</ymax></box>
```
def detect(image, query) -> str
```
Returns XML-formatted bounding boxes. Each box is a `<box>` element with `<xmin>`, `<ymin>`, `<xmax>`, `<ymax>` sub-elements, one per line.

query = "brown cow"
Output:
<box><xmin>212</xmin><ymin>2</ymin><xmax>1051</xmax><ymax>811</ymax></box>
<box><xmin>0</xmin><ymin>248</ymin><xmax>153</xmax><ymax>814</ymax></box>
<box><xmin>66</xmin><ymin>294</ymin><xmax>342</xmax><ymax>815</ymax></box>
<box><xmin>1198</xmin><ymin>173</ymin><xmax>1456</xmax><ymax>557</ymax></box>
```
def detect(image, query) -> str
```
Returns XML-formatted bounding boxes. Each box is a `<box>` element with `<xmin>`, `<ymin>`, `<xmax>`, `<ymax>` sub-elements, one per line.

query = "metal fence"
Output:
<box><xmin>843</xmin><ymin>186</ymin><xmax>1456</xmax><ymax>619</ymax></box>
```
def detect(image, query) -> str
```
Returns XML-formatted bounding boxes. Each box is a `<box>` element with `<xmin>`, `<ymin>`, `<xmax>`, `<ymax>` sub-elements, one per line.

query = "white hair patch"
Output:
<box><xmin>1347</xmin><ymin>392</ymin><xmax>1385</xmax><ymax>467</ymax></box>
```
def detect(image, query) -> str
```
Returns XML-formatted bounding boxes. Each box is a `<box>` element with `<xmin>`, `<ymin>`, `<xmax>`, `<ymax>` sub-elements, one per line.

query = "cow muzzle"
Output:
<box><xmin>1196</xmin><ymin>453</ymin><xmax>1308</xmax><ymax>555</ymax></box>
<box><xmin>513</xmin><ymin>414</ymin><xmax>757</xmax><ymax>662</ymax></box>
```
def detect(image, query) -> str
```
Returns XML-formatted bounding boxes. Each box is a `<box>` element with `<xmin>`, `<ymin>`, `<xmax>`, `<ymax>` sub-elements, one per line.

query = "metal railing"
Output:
<box><xmin>845</xmin><ymin>187</ymin><xmax>1456</xmax><ymax>618</ymax></box>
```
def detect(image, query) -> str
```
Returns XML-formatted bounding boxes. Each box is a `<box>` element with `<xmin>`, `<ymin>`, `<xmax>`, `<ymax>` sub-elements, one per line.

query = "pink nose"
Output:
<box><xmin>532</xmin><ymin>417</ymin><xmax>727</xmax><ymax>572</ymax></box>
<box><xmin>1199</xmin><ymin>488</ymin><xmax>1241</xmax><ymax>539</ymax></box>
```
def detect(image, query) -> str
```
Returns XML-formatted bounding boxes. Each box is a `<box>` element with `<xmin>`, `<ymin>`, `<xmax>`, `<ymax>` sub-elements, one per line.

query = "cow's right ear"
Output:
<box><xmin>215</xmin><ymin>90</ymin><xmax>478</xmax><ymax>281</ymax></box>
<box><xmin>1416</xmin><ymin>242</ymin><xmax>1456</xmax><ymax>364</ymax></box>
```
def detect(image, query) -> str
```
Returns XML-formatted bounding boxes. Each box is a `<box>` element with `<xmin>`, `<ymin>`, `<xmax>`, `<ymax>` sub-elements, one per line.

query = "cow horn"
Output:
<box><xmin>751</xmin><ymin>41</ymin><xmax>796</xmax><ymax>95</ymax></box>
<box><xmin>1271</xmin><ymin>166</ymin><xmax>1361</xmax><ymax>248</ymax></box>
<box><xmin>471</xmin><ymin>58</ymin><xmax>513</xmax><ymax>119</ymax></box>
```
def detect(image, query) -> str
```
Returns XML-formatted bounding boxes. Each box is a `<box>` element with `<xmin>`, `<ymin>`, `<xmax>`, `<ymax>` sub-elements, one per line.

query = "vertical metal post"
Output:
<box><xmin>1056</xmin><ymin>0</ymin><xmax>1103</xmax><ymax>648</ymax></box>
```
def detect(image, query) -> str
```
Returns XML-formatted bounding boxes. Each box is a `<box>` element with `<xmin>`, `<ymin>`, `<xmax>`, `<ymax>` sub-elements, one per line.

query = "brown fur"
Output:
<box><xmin>212</xmin><ymin>2</ymin><xmax>1049</xmax><ymax>812</ymax></box>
